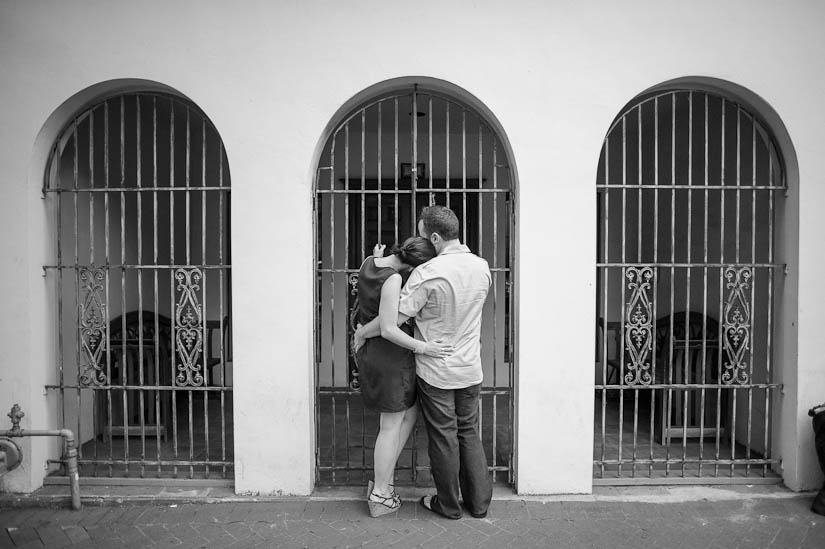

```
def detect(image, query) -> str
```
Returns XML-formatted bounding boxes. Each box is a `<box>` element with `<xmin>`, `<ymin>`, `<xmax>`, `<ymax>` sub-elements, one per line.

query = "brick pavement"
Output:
<box><xmin>2</xmin><ymin>490</ymin><xmax>825</xmax><ymax>548</ymax></box>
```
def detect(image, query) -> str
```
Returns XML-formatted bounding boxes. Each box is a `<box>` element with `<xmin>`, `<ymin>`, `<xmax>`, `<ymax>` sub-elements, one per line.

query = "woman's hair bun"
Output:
<box><xmin>392</xmin><ymin>236</ymin><xmax>436</xmax><ymax>267</ymax></box>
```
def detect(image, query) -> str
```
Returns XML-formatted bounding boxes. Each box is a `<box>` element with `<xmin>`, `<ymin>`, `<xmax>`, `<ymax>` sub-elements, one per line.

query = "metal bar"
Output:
<box><xmin>89</xmin><ymin>110</ymin><xmax>96</xmax><ymax>265</ymax></box>
<box><xmin>219</xmin><ymin>143</ymin><xmax>227</xmax><ymax>478</ymax></box>
<box><xmin>594</xmin><ymin>383</ymin><xmax>781</xmax><ymax>390</ymax></box>
<box><xmin>666</xmin><ymin>93</ymin><xmax>676</xmax><ymax>477</ymax></box>
<box><xmin>188</xmin><ymin>389</ymin><xmax>194</xmax><ymax>479</ymax></box>
<box><xmin>430</xmin><ymin>95</ymin><xmax>434</xmax><ymax>198</ymax></box>
<box><xmin>316</xmin><ymin>188</ymin><xmax>507</xmax><ymax>194</ymax></box>
<box><xmin>445</xmin><ymin>101</ymin><xmax>450</xmax><ymax>208</ymax></box>
<box><xmin>361</xmin><ymin>110</ymin><xmax>365</xmax><ymax>266</ymax></box>
<box><xmin>315</xmin><ymin>267</ymin><xmax>510</xmax><ymax>274</ymax></box>
<box><xmin>119</xmin><ymin>96</ymin><xmax>130</xmax><ymax>476</ymax></box>
<box><xmin>170</xmin><ymin>98</ymin><xmax>179</xmax><ymax>479</ymax></box>
<box><xmin>492</xmin><ymin>134</ymin><xmax>498</xmax><ymax>479</ymax></box>
<box><xmin>595</xmin><ymin>262</ymin><xmax>782</xmax><ymax>269</ymax></box>
<box><xmin>730</xmin><ymin>104</ymin><xmax>742</xmax><ymax>478</ymax></box>
<box><xmin>650</xmin><ymin>97</ymin><xmax>659</xmax><ymax>477</ymax></box>
<box><xmin>331</xmin><ymin>395</ymin><xmax>337</xmax><ymax>484</ymax></box>
<box><xmin>394</xmin><ymin>98</ymin><xmax>398</xmax><ymax>246</ymax></box>
<box><xmin>595</xmin><ymin>457</ymin><xmax>779</xmax><ymax>466</ymax></box>
<box><xmin>595</xmin><ymin>184</ymin><xmax>782</xmax><ymax>190</ymax></box>
<box><xmin>55</xmin><ymin>136</ymin><xmax>67</xmax><ymax>472</ymax></box>
<box><xmin>764</xmin><ymin>151</ymin><xmax>775</xmax><ymax>476</ymax></box>
<box><xmin>600</xmin><ymin>133</ymin><xmax>609</xmax><ymax>479</ymax></box>
<box><xmin>716</xmin><ymin>98</ymin><xmax>727</xmax><ymax>477</ymax></box>
<box><xmin>153</xmin><ymin>95</ymin><xmax>162</xmax><ymax>476</ymax></box>
<box><xmin>477</xmin><ymin>127</ymin><xmax>483</xmax><ymax>254</ymax></box>
<box><xmin>414</xmin><ymin>86</ymin><xmax>419</xmax><ymax>207</ymax></box>
<box><xmin>57</xmin><ymin>458</ymin><xmax>234</xmax><ymax>467</ymax></box>
<box><xmin>699</xmin><ymin>93</ymin><xmax>709</xmax><ymax>476</ymax></box>
<box><xmin>508</xmin><ymin>188</ymin><xmax>515</xmax><ymax>486</ymax></box>
<box><xmin>72</xmin><ymin>119</ymin><xmax>84</xmax><ymax>472</ymax></box>
<box><xmin>48</xmin><ymin>385</ymin><xmax>234</xmax><ymax>392</ymax></box>
<box><xmin>633</xmin><ymin>104</ymin><xmax>642</xmax><ymax>478</ymax></box>
<box><xmin>344</xmin><ymin>121</ymin><xmax>350</xmax><ymax>268</ymax></box>
<box><xmin>618</xmin><ymin>113</ymin><xmax>626</xmax><ymax>478</ymax></box>
<box><xmin>343</xmin><ymin>119</ymin><xmax>350</xmax><ymax>392</ymax></box>
<box><xmin>318</xmin><ymin>387</ymin><xmax>512</xmax><ymax>395</ymax></box>
<box><xmin>45</xmin><ymin>186</ymin><xmax>231</xmax><ymax>192</ymax></box>
<box><xmin>329</xmin><ymin>123</ymin><xmax>337</xmax><ymax>485</ymax></box>
<box><xmin>314</xmin><ymin>167</ymin><xmax>321</xmax><ymax>486</ymax></box>
<box><xmin>746</xmin><ymin>116</ymin><xmax>757</xmax><ymax>477</ymax></box>
<box><xmin>137</xmin><ymin>95</ymin><xmax>147</xmax><ymax>478</ymax></box>
<box><xmin>201</xmin><ymin>116</ymin><xmax>210</xmax><ymax>478</ymax></box>
<box><xmin>45</xmin><ymin>264</ymin><xmax>232</xmax><ymax>270</ymax></box>
<box><xmin>477</xmin><ymin>120</ymin><xmax>482</xmax><ymax>249</ymax></box>
<box><xmin>411</xmin><ymin>91</ymin><xmax>417</xmax><ymax>236</ymax></box>
<box><xmin>682</xmin><ymin>92</ymin><xmax>694</xmax><ymax>477</ymax></box>
<box><xmin>345</xmin><ymin>395</ymin><xmax>351</xmax><ymax>485</ymax></box>
<box><xmin>104</xmin><ymin>100</ymin><xmax>113</xmax><ymax>478</ymax></box>
<box><xmin>377</xmin><ymin>103</ymin><xmax>382</xmax><ymax>247</ymax></box>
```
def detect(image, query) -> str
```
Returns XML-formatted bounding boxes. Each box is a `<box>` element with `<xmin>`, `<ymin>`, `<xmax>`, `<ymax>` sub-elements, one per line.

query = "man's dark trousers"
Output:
<box><xmin>417</xmin><ymin>376</ymin><xmax>493</xmax><ymax>519</ymax></box>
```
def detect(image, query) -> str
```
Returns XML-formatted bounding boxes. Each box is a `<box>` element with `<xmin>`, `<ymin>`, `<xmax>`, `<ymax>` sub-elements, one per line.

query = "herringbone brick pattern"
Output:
<box><xmin>1</xmin><ymin>496</ymin><xmax>824</xmax><ymax>547</ymax></box>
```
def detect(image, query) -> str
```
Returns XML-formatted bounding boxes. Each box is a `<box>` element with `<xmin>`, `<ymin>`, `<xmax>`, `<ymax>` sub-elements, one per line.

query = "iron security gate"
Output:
<box><xmin>314</xmin><ymin>86</ymin><xmax>515</xmax><ymax>486</ymax></box>
<box><xmin>594</xmin><ymin>90</ymin><xmax>784</xmax><ymax>483</ymax></box>
<box><xmin>44</xmin><ymin>93</ymin><xmax>233</xmax><ymax>481</ymax></box>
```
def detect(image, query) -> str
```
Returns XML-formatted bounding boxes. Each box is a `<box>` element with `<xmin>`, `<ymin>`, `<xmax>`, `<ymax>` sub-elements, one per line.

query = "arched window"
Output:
<box><xmin>594</xmin><ymin>89</ymin><xmax>784</xmax><ymax>483</ymax></box>
<box><xmin>314</xmin><ymin>84</ymin><xmax>516</xmax><ymax>487</ymax></box>
<box><xmin>44</xmin><ymin>92</ymin><xmax>233</xmax><ymax>480</ymax></box>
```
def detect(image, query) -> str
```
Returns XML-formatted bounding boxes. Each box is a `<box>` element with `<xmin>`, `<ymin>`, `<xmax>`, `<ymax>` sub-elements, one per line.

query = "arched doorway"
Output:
<box><xmin>314</xmin><ymin>83</ymin><xmax>515</xmax><ymax>487</ymax></box>
<box><xmin>44</xmin><ymin>91</ymin><xmax>233</xmax><ymax>481</ymax></box>
<box><xmin>594</xmin><ymin>88</ymin><xmax>784</xmax><ymax>483</ymax></box>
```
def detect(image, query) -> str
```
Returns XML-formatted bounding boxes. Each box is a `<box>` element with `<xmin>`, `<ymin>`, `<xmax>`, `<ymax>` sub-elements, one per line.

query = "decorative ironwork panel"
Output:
<box><xmin>45</xmin><ymin>92</ymin><xmax>233</xmax><ymax>481</ymax></box>
<box><xmin>722</xmin><ymin>266</ymin><xmax>752</xmax><ymax>385</ymax></box>
<box><xmin>623</xmin><ymin>267</ymin><xmax>654</xmax><ymax>385</ymax></box>
<box><xmin>174</xmin><ymin>268</ymin><xmax>205</xmax><ymax>387</ymax></box>
<box><xmin>78</xmin><ymin>267</ymin><xmax>108</xmax><ymax>386</ymax></box>
<box><xmin>348</xmin><ymin>273</ymin><xmax>360</xmax><ymax>392</ymax></box>
<box><xmin>595</xmin><ymin>90</ymin><xmax>783</xmax><ymax>483</ymax></box>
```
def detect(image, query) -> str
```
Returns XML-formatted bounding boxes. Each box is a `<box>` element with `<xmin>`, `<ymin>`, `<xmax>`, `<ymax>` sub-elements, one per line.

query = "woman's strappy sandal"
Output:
<box><xmin>367</xmin><ymin>480</ymin><xmax>401</xmax><ymax>517</ymax></box>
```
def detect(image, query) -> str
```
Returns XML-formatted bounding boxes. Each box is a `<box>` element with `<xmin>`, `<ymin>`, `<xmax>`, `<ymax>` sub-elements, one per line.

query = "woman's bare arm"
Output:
<box><xmin>354</xmin><ymin>273</ymin><xmax>451</xmax><ymax>357</ymax></box>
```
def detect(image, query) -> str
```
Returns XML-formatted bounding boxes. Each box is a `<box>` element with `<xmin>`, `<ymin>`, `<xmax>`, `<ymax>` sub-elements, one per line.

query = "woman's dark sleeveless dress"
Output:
<box><xmin>354</xmin><ymin>257</ymin><xmax>417</xmax><ymax>413</ymax></box>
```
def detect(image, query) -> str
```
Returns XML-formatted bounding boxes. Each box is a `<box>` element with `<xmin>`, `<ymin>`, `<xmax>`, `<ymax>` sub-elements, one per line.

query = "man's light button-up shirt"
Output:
<box><xmin>398</xmin><ymin>243</ymin><xmax>492</xmax><ymax>390</ymax></box>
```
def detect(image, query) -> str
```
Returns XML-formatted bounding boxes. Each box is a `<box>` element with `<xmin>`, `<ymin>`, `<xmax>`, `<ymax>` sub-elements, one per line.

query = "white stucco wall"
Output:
<box><xmin>1</xmin><ymin>0</ymin><xmax>823</xmax><ymax>494</ymax></box>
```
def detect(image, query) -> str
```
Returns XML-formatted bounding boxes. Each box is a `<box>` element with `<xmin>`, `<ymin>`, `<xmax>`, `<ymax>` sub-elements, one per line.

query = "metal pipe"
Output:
<box><xmin>3</xmin><ymin>404</ymin><xmax>81</xmax><ymax>510</ymax></box>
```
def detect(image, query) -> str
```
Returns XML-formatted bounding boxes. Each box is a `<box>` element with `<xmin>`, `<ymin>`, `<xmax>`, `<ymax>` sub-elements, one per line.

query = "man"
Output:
<box><xmin>355</xmin><ymin>205</ymin><xmax>492</xmax><ymax>519</ymax></box>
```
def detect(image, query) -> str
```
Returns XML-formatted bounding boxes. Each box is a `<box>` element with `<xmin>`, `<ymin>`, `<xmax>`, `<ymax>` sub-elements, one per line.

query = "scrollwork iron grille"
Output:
<box><xmin>595</xmin><ymin>90</ymin><xmax>784</xmax><ymax>484</ymax></box>
<box><xmin>43</xmin><ymin>92</ymin><xmax>233</xmax><ymax>482</ymax></box>
<box><xmin>314</xmin><ymin>86</ymin><xmax>515</xmax><ymax>487</ymax></box>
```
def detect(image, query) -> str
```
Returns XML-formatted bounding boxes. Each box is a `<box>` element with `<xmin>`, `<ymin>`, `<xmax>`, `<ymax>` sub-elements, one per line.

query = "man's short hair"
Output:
<box><xmin>419</xmin><ymin>205</ymin><xmax>460</xmax><ymax>240</ymax></box>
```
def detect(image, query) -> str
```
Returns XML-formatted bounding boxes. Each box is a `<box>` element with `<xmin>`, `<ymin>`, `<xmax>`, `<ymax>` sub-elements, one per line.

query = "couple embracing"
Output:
<box><xmin>351</xmin><ymin>205</ymin><xmax>492</xmax><ymax>520</ymax></box>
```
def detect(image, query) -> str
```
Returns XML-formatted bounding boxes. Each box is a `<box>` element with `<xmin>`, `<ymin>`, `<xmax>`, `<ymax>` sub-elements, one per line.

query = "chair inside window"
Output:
<box><xmin>653</xmin><ymin>311</ymin><xmax>726</xmax><ymax>443</ymax></box>
<box><xmin>205</xmin><ymin>315</ymin><xmax>232</xmax><ymax>386</ymax></box>
<box><xmin>596</xmin><ymin>317</ymin><xmax>622</xmax><ymax>386</ymax></box>
<box><xmin>102</xmin><ymin>311</ymin><xmax>173</xmax><ymax>439</ymax></box>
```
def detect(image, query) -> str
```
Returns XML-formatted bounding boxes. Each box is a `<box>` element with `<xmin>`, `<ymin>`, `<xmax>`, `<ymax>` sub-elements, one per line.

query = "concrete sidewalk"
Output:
<box><xmin>1</xmin><ymin>485</ymin><xmax>824</xmax><ymax>548</ymax></box>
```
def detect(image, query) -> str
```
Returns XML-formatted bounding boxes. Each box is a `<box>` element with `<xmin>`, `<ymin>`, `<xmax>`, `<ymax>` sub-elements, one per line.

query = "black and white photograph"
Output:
<box><xmin>1</xmin><ymin>1</ymin><xmax>824</xmax><ymax>546</ymax></box>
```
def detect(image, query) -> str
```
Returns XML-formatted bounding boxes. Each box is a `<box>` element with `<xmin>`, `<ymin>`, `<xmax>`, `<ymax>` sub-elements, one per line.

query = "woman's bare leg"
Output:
<box><xmin>373</xmin><ymin>410</ymin><xmax>405</xmax><ymax>497</ymax></box>
<box><xmin>395</xmin><ymin>403</ymin><xmax>418</xmax><ymax>464</ymax></box>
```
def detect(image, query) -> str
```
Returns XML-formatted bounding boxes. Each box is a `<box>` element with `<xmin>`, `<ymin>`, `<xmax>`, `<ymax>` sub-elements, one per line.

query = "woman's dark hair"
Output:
<box><xmin>390</xmin><ymin>236</ymin><xmax>436</xmax><ymax>267</ymax></box>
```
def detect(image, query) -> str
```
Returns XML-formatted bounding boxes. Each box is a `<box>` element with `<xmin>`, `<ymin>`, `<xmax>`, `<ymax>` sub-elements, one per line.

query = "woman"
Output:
<box><xmin>352</xmin><ymin>237</ymin><xmax>452</xmax><ymax>517</ymax></box>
